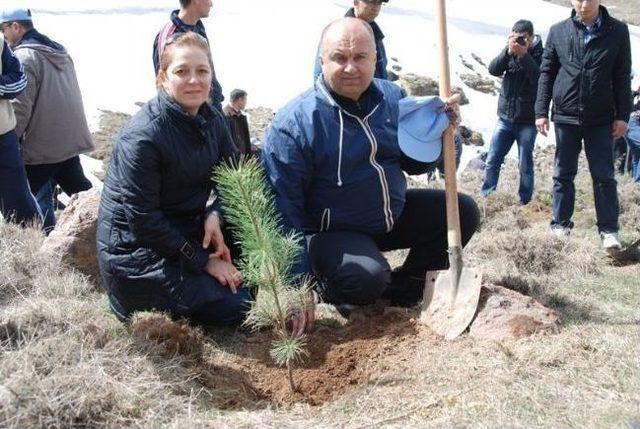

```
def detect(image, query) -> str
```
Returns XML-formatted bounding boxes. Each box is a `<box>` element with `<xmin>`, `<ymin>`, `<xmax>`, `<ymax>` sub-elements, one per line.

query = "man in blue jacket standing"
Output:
<box><xmin>153</xmin><ymin>0</ymin><xmax>224</xmax><ymax>111</ymax></box>
<box><xmin>482</xmin><ymin>20</ymin><xmax>542</xmax><ymax>205</ymax></box>
<box><xmin>535</xmin><ymin>0</ymin><xmax>631</xmax><ymax>251</ymax></box>
<box><xmin>314</xmin><ymin>0</ymin><xmax>389</xmax><ymax>81</ymax></box>
<box><xmin>263</xmin><ymin>18</ymin><xmax>479</xmax><ymax>319</ymax></box>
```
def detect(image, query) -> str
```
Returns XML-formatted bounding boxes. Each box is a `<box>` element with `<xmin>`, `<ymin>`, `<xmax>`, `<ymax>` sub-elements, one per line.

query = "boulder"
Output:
<box><xmin>469</xmin><ymin>284</ymin><xmax>561</xmax><ymax>340</ymax></box>
<box><xmin>41</xmin><ymin>189</ymin><xmax>101</xmax><ymax>281</ymax></box>
<box><xmin>246</xmin><ymin>106</ymin><xmax>275</xmax><ymax>142</ymax></box>
<box><xmin>387</xmin><ymin>70</ymin><xmax>400</xmax><ymax>82</ymax></box>
<box><xmin>457</xmin><ymin>125</ymin><xmax>485</xmax><ymax>146</ymax></box>
<box><xmin>399</xmin><ymin>73</ymin><xmax>469</xmax><ymax>105</ymax></box>
<box><xmin>460</xmin><ymin>73</ymin><xmax>497</xmax><ymax>95</ymax></box>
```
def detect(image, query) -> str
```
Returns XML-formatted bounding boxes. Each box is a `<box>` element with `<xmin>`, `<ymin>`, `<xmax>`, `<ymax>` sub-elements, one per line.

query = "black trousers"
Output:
<box><xmin>308</xmin><ymin>189</ymin><xmax>480</xmax><ymax>305</ymax></box>
<box><xmin>25</xmin><ymin>155</ymin><xmax>92</xmax><ymax>197</ymax></box>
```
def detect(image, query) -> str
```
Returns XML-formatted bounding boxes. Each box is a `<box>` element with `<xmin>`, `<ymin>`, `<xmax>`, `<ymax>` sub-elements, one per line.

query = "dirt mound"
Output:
<box><xmin>131</xmin><ymin>310</ymin><xmax>419</xmax><ymax>408</ymax></box>
<box><xmin>470</xmin><ymin>284</ymin><xmax>561</xmax><ymax>340</ymax></box>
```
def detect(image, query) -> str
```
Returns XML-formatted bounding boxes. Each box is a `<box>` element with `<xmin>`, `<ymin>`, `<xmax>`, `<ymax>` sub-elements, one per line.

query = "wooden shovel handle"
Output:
<box><xmin>437</xmin><ymin>0</ymin><xmax>462</xmax><ymax>248</ymax></box>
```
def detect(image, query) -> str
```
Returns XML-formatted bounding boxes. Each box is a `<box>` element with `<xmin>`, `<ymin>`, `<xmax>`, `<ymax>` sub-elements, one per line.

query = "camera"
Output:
<box><xmin>515</xmin><ymin>36</ymin><xmax>527</xmax><ymax>46</ymax></box>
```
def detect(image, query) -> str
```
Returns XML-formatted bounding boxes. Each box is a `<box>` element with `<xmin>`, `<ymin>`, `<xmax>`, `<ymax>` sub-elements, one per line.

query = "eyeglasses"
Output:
<box><xmin>361</xmin><ymin>0</ymin><xmax>386</xmax><ymax>5</ymax></box>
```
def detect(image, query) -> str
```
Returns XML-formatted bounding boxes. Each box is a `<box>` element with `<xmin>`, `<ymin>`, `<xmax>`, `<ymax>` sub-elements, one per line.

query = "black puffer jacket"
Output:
<box><xmin>488</xmin><ymin>35</ymin><xmax>543</xmax><ymax>124</ymax></box>
<box><xmin>535</xmin><ymin>6</ymin><xmax>632</xmax><ymax>126</ymax></box>
<box><xmin>97</xmin><ymin>91</ymin><xmax>237</xmax><ymax>305</ymax></box>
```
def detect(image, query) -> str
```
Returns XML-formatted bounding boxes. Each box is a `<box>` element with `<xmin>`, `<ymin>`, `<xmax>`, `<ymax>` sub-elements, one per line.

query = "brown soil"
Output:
<box><xmin>132</xmin><ymin>310</ymin><xmax>421</xmax><ymax>409</ymax></box>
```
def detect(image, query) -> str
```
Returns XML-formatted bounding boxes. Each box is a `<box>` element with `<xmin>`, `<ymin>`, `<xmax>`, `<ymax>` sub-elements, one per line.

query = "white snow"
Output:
<box><xmin>6</xmin><ymin>0</ymin><xmax>640</xmax><ymax>171</ymax></box>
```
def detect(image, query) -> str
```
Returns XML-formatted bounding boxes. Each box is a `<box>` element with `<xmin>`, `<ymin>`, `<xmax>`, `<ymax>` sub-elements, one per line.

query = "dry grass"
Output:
<box><xmin>0</xmin><ymin>143</ymin><xmax>638</xmax><ymax>428</ymax></box>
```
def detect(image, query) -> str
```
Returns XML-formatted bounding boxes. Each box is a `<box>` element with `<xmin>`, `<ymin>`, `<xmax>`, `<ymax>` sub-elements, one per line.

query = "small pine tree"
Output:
<box><xmin>213</xmin><ymin>157</ymin><xmax>313</xmax><ymax>392</ymax></box>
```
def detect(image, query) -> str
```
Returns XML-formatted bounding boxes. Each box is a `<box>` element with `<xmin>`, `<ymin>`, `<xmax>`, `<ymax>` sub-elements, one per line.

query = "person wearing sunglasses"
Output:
<box><xmin>314</xmin><ymin>0</ymin><xmax>390</xmax><ymax>82</ymax></box>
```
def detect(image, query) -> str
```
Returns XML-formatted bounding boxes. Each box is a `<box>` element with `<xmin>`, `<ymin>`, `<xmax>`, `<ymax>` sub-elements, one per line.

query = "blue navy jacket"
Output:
<box><xmin>0</xmin><ymin>40</ymin><xmax>27</xmax><ymax>100</ymax></box>
<box><xmin>313</xmin><ymin>8</ymin><xmax>389</xmax><ymax>81</ymax></box>
<box><xmin>262</xmin><ymin>77</ymin><xmax>430</xmax><ymax>276</ymax></box>
<box><xmin>152</xmin><ymin>10</ymin><xmax>224</xmax><ymax>111</ymax></box>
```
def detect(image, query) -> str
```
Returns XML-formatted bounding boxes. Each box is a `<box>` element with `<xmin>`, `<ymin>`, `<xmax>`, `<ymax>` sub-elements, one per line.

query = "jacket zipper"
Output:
<box><xmin>343</xmin><ymin>107</ymin><xmax>394</xmax><ymax>233</ymax></box>
<box><xmin>320</xmin><ymin>208</ymin><xmax>331</xmax><ymax>232</ymax></box>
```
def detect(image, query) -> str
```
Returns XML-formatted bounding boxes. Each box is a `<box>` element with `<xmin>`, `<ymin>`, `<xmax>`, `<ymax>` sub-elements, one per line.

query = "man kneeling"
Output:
<box><xmin>262</xmin><ymin>18</ymin><xmax>480</xmax><ymax>310</ymax></box>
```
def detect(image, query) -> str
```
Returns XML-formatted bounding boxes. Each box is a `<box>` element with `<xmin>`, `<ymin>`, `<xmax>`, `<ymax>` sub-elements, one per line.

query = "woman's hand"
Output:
<box><xmin>205</xmin><ymin>257</ymin><xmax>243</xmax><ymax>294</ymax></box>
<box><xmin>202</xmin><ymin>212</ymin><xmax>231</xmax><ymax>263</ymax></box>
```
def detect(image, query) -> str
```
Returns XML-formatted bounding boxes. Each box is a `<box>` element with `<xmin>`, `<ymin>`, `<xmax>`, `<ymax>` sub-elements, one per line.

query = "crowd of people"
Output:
<box><xmin>0</xmin><ymin>0</ymin><xmax>637</xmax><ymax>330</ymax></box>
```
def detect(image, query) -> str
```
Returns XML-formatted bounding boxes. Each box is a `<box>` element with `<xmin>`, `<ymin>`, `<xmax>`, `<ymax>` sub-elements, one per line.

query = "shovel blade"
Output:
<box><xmin>420</xmin><ymin>267</ymin><xmax>482</xmax><ymax>340</ymax></box>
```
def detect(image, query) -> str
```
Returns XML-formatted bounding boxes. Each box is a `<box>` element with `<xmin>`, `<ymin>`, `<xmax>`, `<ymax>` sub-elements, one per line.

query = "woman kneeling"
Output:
<box><xmin>97</xmin><ymin>32</ymin><xmax>249</xmax><ymax>325</ymax></box>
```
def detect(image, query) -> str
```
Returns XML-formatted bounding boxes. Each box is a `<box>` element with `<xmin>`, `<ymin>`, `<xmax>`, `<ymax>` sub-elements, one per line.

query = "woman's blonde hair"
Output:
<box><xmin>156</xmin><ymin>31</ymin><xmax>213</xmax><ymax>89</ymax></box>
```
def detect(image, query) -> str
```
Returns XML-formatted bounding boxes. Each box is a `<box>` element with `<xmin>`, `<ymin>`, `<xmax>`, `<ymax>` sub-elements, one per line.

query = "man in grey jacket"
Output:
<box><xmin>0</xmin><ymin>7</ymin><xmax>94</xmax><ymax>230</ymax></box>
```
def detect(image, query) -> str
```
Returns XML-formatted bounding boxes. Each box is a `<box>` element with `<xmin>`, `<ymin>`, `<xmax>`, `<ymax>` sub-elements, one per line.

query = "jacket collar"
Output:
<box><xmin>315</xmin><ymin>75</ymin><xmax>383</xmax><ymax>119</ymax></box>
<box><xmin>17</xmin><ymin>29</ymin><xmax>66</xmax><ymax>52</ymax></box>
<box><xmin>159</xmin><ymin>90</ymin><xmax>213</xmax><ymax>135</ymax></box>
<box><xmin>170</xmin><ymin>9</ymin><xmax>206</xmax><ymax>35</ymax></box>
<box><xmin>345</xmin><ymin>8</ymin><xmax>385</xmax><ymax>41</ymax></box>
<box><xmin>571</xmin><ymin>5</ymin><xmax>611</xmax><ymax>34</ymax></box>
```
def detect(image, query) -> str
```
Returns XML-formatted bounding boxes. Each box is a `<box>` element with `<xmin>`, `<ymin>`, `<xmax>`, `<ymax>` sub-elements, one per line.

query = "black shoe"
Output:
<box><xmin>382</xmin><ymin>269</ymin><xmax>425</xmax><ymax>307</ymax></box>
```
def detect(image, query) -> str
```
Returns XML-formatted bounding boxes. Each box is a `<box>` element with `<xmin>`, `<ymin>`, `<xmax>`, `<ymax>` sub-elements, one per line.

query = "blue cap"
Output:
<box><xmin>398</xmin><ymin>96</ymin><xmax>450</xmax><ymax>163</ymax></box>
<box><xmin>0</xmin><ymin>8</ymin><xmax>32</xmax><ymax>24</ymax></box>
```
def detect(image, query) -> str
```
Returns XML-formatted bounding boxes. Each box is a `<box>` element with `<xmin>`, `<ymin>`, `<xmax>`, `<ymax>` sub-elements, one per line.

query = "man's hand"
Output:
<box><xmin>612</xmin><ymin>120</ymin><xmax>628</xmax><ymax>139</ymax></box>
<box><xmin>442</xmin><ymin>93</ymin><xmax>462</xmax><ymax>128</ymax></box>
<box><xmin>202</xmin><ymin>212</ymin><xmax>231</xmax><ymax>263</ymax></box>
<box><xmin>536</xmin><ymin>118</ymin><xmax>550</xmax><ymax>136</ymax></box>
<box><xmin>290</xmin><ymin>304</ymin><xmax>316</xmax><ymax>336</ymax></box>
<box><xmin>507</xmin><ymin>35</ymin><xmax>518</xmax><ymax>55</ymax></box>
<box><xmin>204</xmin><ymin>257</ymin><xmax>243</xmax><ymax>294</ymax></box>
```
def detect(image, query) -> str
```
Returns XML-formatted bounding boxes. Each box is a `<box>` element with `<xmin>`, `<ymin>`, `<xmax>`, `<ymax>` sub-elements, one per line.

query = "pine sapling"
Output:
<box><xmin>213</xmin><ymin>157</ymin><xmax>313</xmax><ymax>392</ymax></box>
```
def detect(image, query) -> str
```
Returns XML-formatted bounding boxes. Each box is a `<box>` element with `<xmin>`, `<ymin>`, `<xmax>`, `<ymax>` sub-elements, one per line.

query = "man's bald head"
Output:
<box><xmin>321</xmin><ymin>17</ymin><xmax>375</xmax><ymax>56</ymax></box>
<box><xmin>319</xmin><ymin>18</ymin><xmax>377</xmax><ymax>100</ymax></box>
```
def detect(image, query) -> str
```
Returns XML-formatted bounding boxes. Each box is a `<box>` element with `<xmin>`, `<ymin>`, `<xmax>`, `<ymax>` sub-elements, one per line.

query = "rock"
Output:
<box><xmin>390</xmin><ymin>56</ymin><xmax>399</xmax><ymax>62</ymax></box>
<box><xmin>387</xmin><ymin>70</ymin><xmax>400</xmax><ymax>82</ymax></box>
<box><xmin>457</xmin><ymin>125</ymin><xmax>484</xmax><ymax>146</ymax></box>
<box><xmin>90</xmin><ymin>110</ymin><xmax>131</xmax><ymax>180</ymax></box>
<box><xmin>460</xmin><ymin>55</ymin><xmax>475</xmax><ymax>71</ymax></box>
<box><xmin>469</xmin><ymin>284</ymin><xmax>561</xmax><ymax>340</ymax></box>
<box><xmin>450</xmin><ymin>86</ymin><xmax>469</xmax><ymax>105</ymax></box>
<box><xmin>460</xmin><ymin>73</ymin><xmax>497</xmax><ymax>95</ymax></box>
<box><xmin>399</xmin><ymin>73</ymin><xmax>439</xmax><ymax>96</ymax></box>
<box><xmin>391</xmin><ymin>64</ymin><xmax>402</xmax><ymax>72</ymax></box>
<box><xmin>245</xmin><ymin>106</ymin><xmax>274</xmax><ymax>142</ymax></box>
<box><xmin>471</xmin><ymin>52</ymin><xmax>486</xmax><ymax>67</ymax></box>
<box><xmin>399</xmin><ymin>73</ymin><xmax>469</xmax><ymax>105</ymax></box>
<box><xmin>41</xmin><ymin>189</ymin><xmax>101</xmax><ymax>282</ymax></box>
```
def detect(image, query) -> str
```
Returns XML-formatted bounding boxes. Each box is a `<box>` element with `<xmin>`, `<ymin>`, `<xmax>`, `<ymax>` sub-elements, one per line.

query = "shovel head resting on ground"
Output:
<box><xmin>420</xmin><ymin>268</ymin><xmax>483</xmax><ymax>340</ymax></box>
<box><xmin>608</xmin><ymin>238</ymin><xmax>640</xmax><ymax>263</ymax></box>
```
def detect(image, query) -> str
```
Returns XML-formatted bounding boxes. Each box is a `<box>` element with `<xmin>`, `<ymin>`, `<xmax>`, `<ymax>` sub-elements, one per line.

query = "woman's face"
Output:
<box><xmin>161</xmin><ymin>45</ymin><xmax>211</xmax><ymax>116</ymax></box>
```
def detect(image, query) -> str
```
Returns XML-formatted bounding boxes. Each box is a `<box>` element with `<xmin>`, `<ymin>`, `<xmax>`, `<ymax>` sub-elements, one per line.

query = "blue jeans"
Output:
<box><xmin>0</xmin><ymin>130</ymin><xmax>41</xmax><ymax>225</ymax></box>
<box><xmin>35</xmin><ymin>180</ymin><xmax>56</xmax><ymax>233</ymax></box>
<box><xmin>552</xmin><ymin>123</ymin><xmax>618</xmax><ymax>233</ymax></box>
<box><xmin>628</xmin><ymin>119</ymin><xmax>640</xmax><ymax>183</ymax></box>
<box><xmin>481</xmin><ymin>119</ymin><xmax>536</xmax><ymax>204</ymax></box>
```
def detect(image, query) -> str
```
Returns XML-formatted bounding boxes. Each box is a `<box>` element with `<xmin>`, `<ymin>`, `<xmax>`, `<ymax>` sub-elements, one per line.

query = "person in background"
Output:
<box><xmin>0</xmin><ymin>7</ymin><xmax>93</xmax><ymax>232</ymax></box>
<box><xmin>153</xmin><ymin>0</ymin><xmax>224</xmax><ymax>112</ymax></box>
<box><xmin>535</xmin><ymin>0</ymin><xmax>631</xmax><ymax>251</ymax></box>
<box><xmin>223</xmin><ymin>89</ymin><xmax>251</xmax><ymax>154</ymax></box>
<box><xmin>314</xmin><ymin>0</ymin><xmax>389</xmax><ymax>81</ymax></box>
<box><xmin>0</xmin><ymin>27</ymin><xmax>39</xmax><ymax>225</ymax></box>
<box><xmin>481</xmin><ymin>19</ymin><xmax>542</xmax><ymax>205</ymax></box>
<box><xmin>627</xmin><ymin>84</ymin><xmax>640</xmax><ymax>183</ymax></box>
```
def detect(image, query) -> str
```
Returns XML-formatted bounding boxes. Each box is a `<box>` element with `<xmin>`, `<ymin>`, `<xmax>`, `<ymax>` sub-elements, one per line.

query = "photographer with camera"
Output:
<box><xmin>481</xmin><ymin>20</ymin><xmax>542</xmax><ymax>205</ymax></box>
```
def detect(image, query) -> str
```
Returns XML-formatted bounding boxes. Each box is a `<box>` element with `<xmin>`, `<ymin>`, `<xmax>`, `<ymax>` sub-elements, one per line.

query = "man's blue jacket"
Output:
<box><xmin>262</xmin><ymin>77</ymin><xmax>431</xmax><ymax>276</ymax></box>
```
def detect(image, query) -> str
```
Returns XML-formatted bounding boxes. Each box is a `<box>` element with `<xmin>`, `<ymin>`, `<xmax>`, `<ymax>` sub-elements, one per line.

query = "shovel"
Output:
<box><xmin>419</xmin><ymin>0</ymin><xmax>482</xmax><ymax>340</ymax></box>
